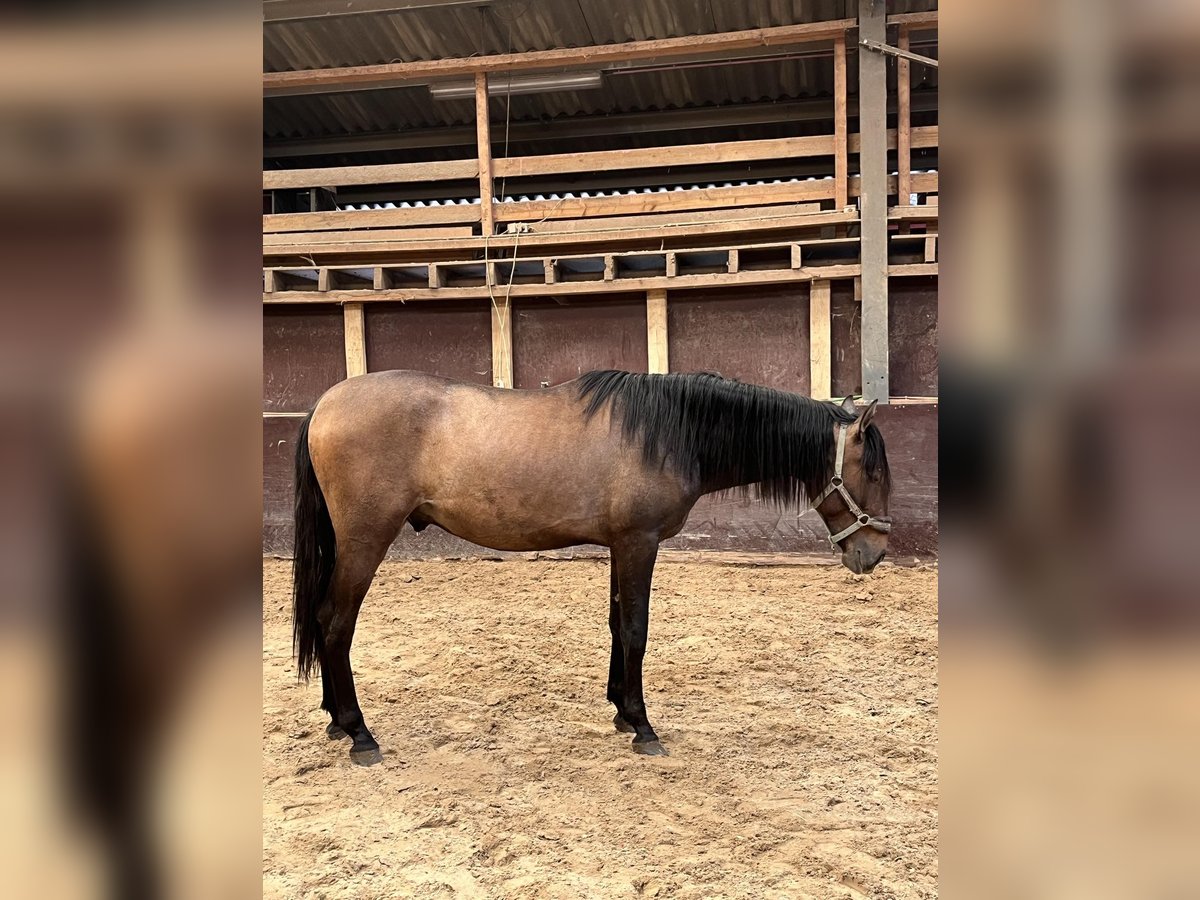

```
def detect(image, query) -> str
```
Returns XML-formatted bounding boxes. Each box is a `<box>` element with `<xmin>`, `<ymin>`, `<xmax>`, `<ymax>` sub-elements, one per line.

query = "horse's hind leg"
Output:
<box><xmin>318</xmin><ymin>536</ymin><xmax>393</xmax><ymax>765</ymax></box>
<box><xmin>320</xmin><ymin>659</ymin><xmax>346</xmax><ymax>740</ymax></box>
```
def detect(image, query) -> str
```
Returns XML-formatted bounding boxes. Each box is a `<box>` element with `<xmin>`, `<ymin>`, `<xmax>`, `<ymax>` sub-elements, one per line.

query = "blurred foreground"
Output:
<box><xmin>941</xmin><ymin>0</ymin><xmax>1200</xmax><ymax>896</ymax></box>
<box><xmin>0</xmin><ymin>5</ymin><xmax>261</xmax><ymax>899</ymax></box>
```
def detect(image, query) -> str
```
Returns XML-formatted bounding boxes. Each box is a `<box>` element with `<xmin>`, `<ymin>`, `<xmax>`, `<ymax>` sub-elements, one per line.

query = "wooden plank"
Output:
<box><xmin>264</xmin><ymin>20</ymin><xmax>857</xmax><ymax>94</ymax></box>
<box><xmin>791</xmin><ymin>244</ymin><xmax>803</xmax><ymax>268</ymax></box>
<box><xmin>543</xmin><ymin>258</ymin><xmax>556</xmax><ymax>284</ymax></box>
<box><xmin>809</xmin><ymin>279</ymin><xmax>832</xmax><ymax>400</ymax></box>
<box><xmin>493</xmin><ymin>135</ymin><xmax>836</xmax><ymax>179</ymax></box>
<box><xmin>847</xmin><ymin>124</ymin><xmax>937</xmax><ymax>153</ymax></box>
<box><xmin>265</xmin><ymin>265</ymin><xmax>864</xmax><ymax>304</ymax></box>
<box><xmin>373</xmin><ymin>267</ymin><xmax>389</xmax><ymax>290</ymax></box>
<box><xmin>263</xmin><ymin>269</ymin><xmax>278</xmax><ymax>293</ymax></box>
<box><xmin>666</xmin><ymin>252</ymin><xmax>678</xmax><ymax>277</ymax></box>
<box><xmin>428</xmin><ymin>263</ymin><xmax>443</xmax><ymax>289</ymax></box>
<box><xmin>924</xmin><ymin>236</ymin><xmax>937</xmax><ymax>263</ymax></box>
<box><xmin>514</xmin><ymin>202</ymin><xmax>822</xmax><ymax>234</ymax></box>
<box><xmin>262</xmin><ymin>209</ymin><xmax>861</xmax><ymax>257</ymax></box>
<box><xmin>887</xmin><ymin>11</ymin><xmax>938</xmax><ymax>28</ymax></box>
<box><xmin>263</xmin><ymin>226</ymin><xmax>474</xmax><ymax>245</ymax></box>
<box><xmin>858</xmin><ymin>0</ymin><xmax>890</xmax><ymax>404</ymax></box>
<box><xmin>264</xmin><ymin>206</ymin><xmax>480</xmax><ymax>232</ymax></box>
<box><xmin>603</xmin><ymin>255</ymin><xmax>615</xmax><ymax>281</ymax></box>
<box><xmin>491</xmin><ymin>298</ymin><xmax>513</xmax><ymax>389</ymax></box>
<box><xmin>263</xmin><ymin>158</ymin><xmax>478</xmax><ymax>190</ymax></box>
<box><xmin>834</xmin><ymin>34</ymin><xmax>848</xmax><ymax>210</ymax></box>
<box><xmin>897</xmin><ymin>26</ymin><xmax>912</xmax><ymax>206</ymax></box>
<box><xmin>727</xmin><ymin>249</ymin><xmax>739</xmax><ymax>274</ymax></box>
<box><xmin>475</xmin><ymin>73</ymin><xmax>495</xmax><ymax>235</ymax></box>
<box><xmin>343</xmin><ymin>302</ymin><xmax>367</xmax><ymax>378</ymax></box>
<box><xmin>317</xmin><ymin>268</ymin><xmax>333</xmax><ymax>292</ymax></box>
<box><xmin>646</xmin><ymin>289</ymin><xmax>669</xmax><ymax>374</ymax></box>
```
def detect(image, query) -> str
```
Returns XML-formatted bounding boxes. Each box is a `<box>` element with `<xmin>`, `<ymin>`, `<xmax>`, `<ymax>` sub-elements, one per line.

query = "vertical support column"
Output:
<box><xmin>491</xmin><ymin>298</ymin><xmax>513</xmax><ymax>388</ymax></box>
<box><xmin>646</xmin><ymin>289</ymin><xmax>669</xmax><ymax>374</ymax></box>
<box><xmin>858</xmin><ymin>0</ymin><xmax>889</xmax><ymax>404</ymax></box>
<box><xmin>809</xmin><ymin>280</ymin><xmax>832</xmax><ymax>399</ymax></box>
<box><xmin>475</xmin><ymin>72</ymin><xmax>495</xmax><ymax>235</ymax></box>
<box><xmin>833</xmin><ymin>33</ymin><xmax>849</xmax><ymax>212</ymax></box>
<box><xmin>897</xmin><ymin>25</ymin><xmax>912</xmax><ymax>208</ymax></box>
<box><xmin>344</xmin><ymin>302</ymin><xmax>367</xmax><ymax>378</ymax></box>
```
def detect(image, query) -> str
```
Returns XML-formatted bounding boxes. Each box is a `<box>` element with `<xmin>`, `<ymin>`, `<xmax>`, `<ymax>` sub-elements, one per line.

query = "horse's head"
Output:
<box><xmin>813</xmin><ymin>397</ymin><xmax>892</xmax><ymax>574</ymax></box>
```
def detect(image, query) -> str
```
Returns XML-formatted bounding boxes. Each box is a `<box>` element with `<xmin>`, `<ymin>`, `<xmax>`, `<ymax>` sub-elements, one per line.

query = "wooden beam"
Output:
<box><xmin>491</xmin><ymin>298</ymin><xmax>513</xmax><ymax>388</ymax></box>
<box><xmin>475</xmin><ymin>73</ymin><xmax>495</xmax><ymax>235</ymax></box>
<box><xmin>858</xmin><ymin>0</ymin><xmax>890</xmax><ymax>404</ymax></box>
<box><xmin>646</xmin><ymin>289</ymin><xmax>669</xmax><ymax>374</ymax></box>
<box><xmin>343</xmin><ymin>302</ymin><xmax>367</xmax><ymax>377</ymax></box>
<box><xmin>264</xmin><ymin>209</ymin><xmax>860</xmax><ymax>258</ymax></box>
<box><xmin>265</xmin><ymin>265</ymin><xmax>866</xmax><ymax>304</ymax></box>
<box><xmin>264</xmin><ymin>19</ymin><xmax>857</xmax><ymax>94</ymax></box>
<box><xmin>809</xmin><ymin>279</ymin><xmax>832</xmax><ymax>399</ymax></box>
<box><xmin>263</xmin><ymin>225</ymin><xmax>475</xmax><ymax>245</ymax></box>
<box><xmin>511</xmin><ymin>202</ymin><xmax>822</xmax><ymax>234</ymax></box>
<box><xmin>897</xmin><ymin>26</ymin><xmax>912</xmax><ymax>206</ymax></box>
<box><xmin>264</xmin><ymin>206</ymin><xmax>480</xmax><ymax>232</ymax></box>
<box><xmin>834</xmin><ymin>34</ymin><xmax>848</xmax><ymax>211</ymax></box>
<box><xmin>886</xmin><ymin>11</ymin><xmax>938</xmax><ymax>29</ymax></box>
<box><xmin>263</xmin><ymin>158</ymin><xmax>478</xmax><ymax>190</ymax></box>
<box><xmin>493</xmin><ymin>134</ymin><xmax>835</xmax><ymax>180</ymax></box>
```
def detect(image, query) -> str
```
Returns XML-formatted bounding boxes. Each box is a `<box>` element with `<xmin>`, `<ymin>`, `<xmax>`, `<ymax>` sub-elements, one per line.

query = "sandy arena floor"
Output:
<box><xmin>263</xmin><ymin>558</ymin><xmax>938</xmax><ymax>899</ymax></box>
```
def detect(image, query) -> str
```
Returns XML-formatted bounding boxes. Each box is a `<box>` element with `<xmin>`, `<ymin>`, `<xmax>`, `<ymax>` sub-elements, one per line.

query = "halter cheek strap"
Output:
<box><xmin>812</xmin><ymin>424</ymin><xmax>892</xmax><ymax>549</ymax></box>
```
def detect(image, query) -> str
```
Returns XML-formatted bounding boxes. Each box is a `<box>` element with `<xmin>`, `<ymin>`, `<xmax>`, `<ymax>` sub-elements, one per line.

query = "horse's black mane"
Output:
<box><xmin>576</xmin><ymin>370</ymin><xmax>890</xmax><ymax>506</ymax></box>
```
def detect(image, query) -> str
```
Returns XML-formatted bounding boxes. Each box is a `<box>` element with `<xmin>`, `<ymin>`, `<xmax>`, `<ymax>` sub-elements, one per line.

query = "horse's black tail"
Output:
<box><xmin>292</xmin><ymin>410</ymin><xmax>335</xmax><ymax>683</ymax></box>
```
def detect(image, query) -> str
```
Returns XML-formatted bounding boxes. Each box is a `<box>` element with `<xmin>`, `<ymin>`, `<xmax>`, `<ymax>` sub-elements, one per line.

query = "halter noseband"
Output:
<box><xmin>812</xmin><ymin>424</ymin><xmax>892</xmax><ymax>550</ymax></box>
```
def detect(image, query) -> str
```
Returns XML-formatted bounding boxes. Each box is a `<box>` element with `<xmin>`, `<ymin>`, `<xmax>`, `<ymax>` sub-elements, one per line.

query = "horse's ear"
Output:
<box><xmin>840</xmin><ymin>395</ymin><xmax>857</xmax><ymax>413</ymax></box>
<box><xmin>855</xmin><ymin>399</ymin><xmax>879</xmax><ymax>439</ymax></box>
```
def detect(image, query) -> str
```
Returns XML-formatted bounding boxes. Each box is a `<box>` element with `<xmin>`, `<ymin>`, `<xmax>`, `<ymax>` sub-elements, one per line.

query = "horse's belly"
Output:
<box><xmin>410</xmin><ymin>497</ymin><xmax>604</xmax><ymax>552</ymax></box>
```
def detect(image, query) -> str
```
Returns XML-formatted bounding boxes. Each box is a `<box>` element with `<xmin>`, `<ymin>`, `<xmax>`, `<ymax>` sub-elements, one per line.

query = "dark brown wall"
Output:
<box><xmin>512</xmin><ymin>295</ymin><xmax>648</xmax><ymax>388</ymax></box>
<box><xmin>366</xmin><ymin>300</ymin><xmax>492</xmax><ymax>383</ymax></box>
<box><xmin>831</xmin><ymin>280</ymin><xmax>862</xmax><ymax>397</ymax></box>
<box><xmin>668</xmin><ymin>285</ymin><xmax>809</xmax><ymax>391</ymax></box>
<box><xmin>889</xmin><ymin>276</ymin><xmax>938</xmax><ymax>396</ymax></box>
<box><xmin>263</xmin><ymin>305</ymin><xmax>345</xmax><ymax>412</ymax></box>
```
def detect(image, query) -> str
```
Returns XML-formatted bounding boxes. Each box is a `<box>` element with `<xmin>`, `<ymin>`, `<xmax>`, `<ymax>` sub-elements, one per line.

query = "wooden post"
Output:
<box><xmin>491</xmin><ymin>298</ymin><xmax>513</xmax><ymax>388</ymax></box>
<box><xmin>344</xmin><ymin>302</ymin><xmax>367</xmax><ymax>378</ymax></box>
<box><xmin>809</xmin><ymin>280</ymin><xmax>831</xmax><ymax>399</ymax></box>
<box><xmin>833</xmin><ymin>33</ymin><xmax>848</xmax><ymax>211</ymax></box>
<box><xmin>897</xmin><ymin>25</ymin><xmax>912</xmax><ymax>208</ymax></box>
<box><xmin>858</xmin><ymin>0</ymin><xmax>889</xmax><ymax>403</ymax></box>
<box><xmin>646</xmin><ymin>289</ymin><xmax>669</xmax><ymax>374</ymax></box>
<box><xmin>475</xmin><ymin>73</ymin><xmax>495</xmax><ymax>235</ymax></box>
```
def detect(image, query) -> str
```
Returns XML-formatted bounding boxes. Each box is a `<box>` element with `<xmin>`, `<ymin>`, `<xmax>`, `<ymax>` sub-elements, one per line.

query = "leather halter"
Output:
<box><xmin>812</xmin><ymin>424</ymin><xmax>892</xmax><ymax>549</ymax></box>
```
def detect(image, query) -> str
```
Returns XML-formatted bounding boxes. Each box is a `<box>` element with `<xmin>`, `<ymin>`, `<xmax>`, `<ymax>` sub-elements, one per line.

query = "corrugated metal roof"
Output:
<box><xmin>264</xmin><ymin>0</ymin><xmax>938</xmax><ymax>153</ymax></box>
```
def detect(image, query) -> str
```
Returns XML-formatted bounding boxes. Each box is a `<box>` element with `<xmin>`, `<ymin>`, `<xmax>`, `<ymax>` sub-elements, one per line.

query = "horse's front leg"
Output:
<box><xmin>607</xmin><ymin>562</ymin><xmax>636</xmax><ymax>734</ymax></box>
<box><xmin>612</xmin><ymin>535</ymin><xmax>666</xmax><ymax>755</ymax></box>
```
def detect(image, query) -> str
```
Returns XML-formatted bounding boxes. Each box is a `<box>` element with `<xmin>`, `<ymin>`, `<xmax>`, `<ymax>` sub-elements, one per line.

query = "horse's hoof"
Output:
<box><xmin>327</xmin><ymin>723</ymin><xmax>348</xmax><ymax>741</ymax></box>
<box><xmin>613</xmin><ymin>713</ymin><xmax>636</xmax><ymax>734</ymax></box>
<box><xmin>632</xmin><ymin>739</ymin><xmax>669</xmax><ymax>757</ymax></box>
<box><xmin>350</xmin><ymin>745</ymin><xmax>383</xmax><ymax>766</ymax></box>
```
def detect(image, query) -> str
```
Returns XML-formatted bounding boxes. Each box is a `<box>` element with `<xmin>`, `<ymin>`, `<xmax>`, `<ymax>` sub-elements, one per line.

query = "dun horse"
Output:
<box><xmin>292</xmin><ymin>370</ymin><xmax>892</xmax><ymax>764</ymax></box>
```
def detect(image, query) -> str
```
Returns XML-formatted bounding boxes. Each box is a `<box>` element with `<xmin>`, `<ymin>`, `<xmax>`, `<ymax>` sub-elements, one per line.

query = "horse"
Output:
<box><xmin>292</xmin><ymin>369</ymin><xmax>892</xmax><ymax>765</ymax></box>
